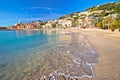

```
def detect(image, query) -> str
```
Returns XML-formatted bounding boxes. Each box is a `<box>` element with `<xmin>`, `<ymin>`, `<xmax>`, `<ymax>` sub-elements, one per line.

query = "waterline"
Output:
<box><xmin>0</xmin><ymin>30</ymin><xmax>98</xmax><ymax>80</ymax></box>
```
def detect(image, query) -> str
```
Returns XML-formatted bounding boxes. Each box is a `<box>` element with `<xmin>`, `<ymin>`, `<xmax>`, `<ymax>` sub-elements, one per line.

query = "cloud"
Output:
<box><xmin>25</xmin><ymin>6</ymin><xmax>56</xmax><ymax>15</ymax></box>
<box><xmin>24</xmin><ymin>6</ymin><xmax>70</xmax><ymax>15</ymax></box>
<box><xmin>26</xmin><ymin>7</ymin><xmax>55</xmax><ymax>10</ymax></box>
<box><xmin>20</xmin><ymin>13</ymin><xmax>64</xmax><ymax>21</ymax></box>
<box><xmin>0</xmin><ymin>13</ymin><xmax>65</xmax><ymax>23</ymax></box>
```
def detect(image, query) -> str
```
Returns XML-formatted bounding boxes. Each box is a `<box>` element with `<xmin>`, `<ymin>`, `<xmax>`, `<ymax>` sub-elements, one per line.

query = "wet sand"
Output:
<box><xmin>21</xmin><ymin>30</ymin><xmax>99</xmax><ymax>80</ymax></box>
<box><xmin>4</xmin><ymin>28</ymin><xmax>119</xmax><ymax>80</ymax></box>
<box><xmin>20</xmin><ymin>28</ymin><xmax>120</xmax><ymax>80</ymax></box>
<box><xmin>67</xmin><ymin>28</ymin><xmax>120</xmax><ymax>80</ymax></box>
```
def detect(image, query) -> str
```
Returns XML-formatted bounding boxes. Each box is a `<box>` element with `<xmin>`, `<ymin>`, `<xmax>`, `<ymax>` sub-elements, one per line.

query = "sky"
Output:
<box><xmin>0</xmin><ymin>0</ymin><xmax>118</xmax><ymax>27</ymax></box>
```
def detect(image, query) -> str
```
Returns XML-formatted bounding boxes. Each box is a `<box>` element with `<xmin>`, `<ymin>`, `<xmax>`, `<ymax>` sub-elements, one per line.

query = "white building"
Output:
<box><xmin>58</xmin><ymin>19</ymin><xmax>73</xmax><ymax>28</ymax></box>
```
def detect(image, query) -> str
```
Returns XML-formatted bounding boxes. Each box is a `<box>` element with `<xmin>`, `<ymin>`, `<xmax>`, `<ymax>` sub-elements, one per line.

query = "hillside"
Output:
<box><xmin>86</xmin><ymin>2</ymin><xmax>120</xmax><ymax>13</ymax></box>
<box><xmin>8</xmin><ymin>2</ymin><xmax>120</xmax><ymax>31</ymax></box>
<box><xmin>59</xmin><ymin>2</ymin><xmax>120</xmax><ymax>19</ymax></box>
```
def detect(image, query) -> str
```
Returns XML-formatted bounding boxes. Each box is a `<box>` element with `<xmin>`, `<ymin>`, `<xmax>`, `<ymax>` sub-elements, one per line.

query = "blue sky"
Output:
<box><xmin>0</xmin><ymin>0</ymin><xmax>117</xmax><ymax>27</ymax></box>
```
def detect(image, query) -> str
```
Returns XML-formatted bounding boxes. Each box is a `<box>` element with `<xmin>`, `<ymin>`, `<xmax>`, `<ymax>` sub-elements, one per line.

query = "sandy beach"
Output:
<box><xmin>65</xmin><ymin>28</ymin><xmax>120</xmax><ymax>80</ymax></box>
<box><xmin>23</xmin><ymin>28</ymin><xmax>119</xmax><ymax>80</ymax></box>
<box><xmin>24</xmin><ymin>28</ymin><xmax>120</xmax><ymax>80</ymax></box>
<box><xmin>1</xmin><ymin>28</ymin><xmax>119</xmax><ymax>80</ymax></box>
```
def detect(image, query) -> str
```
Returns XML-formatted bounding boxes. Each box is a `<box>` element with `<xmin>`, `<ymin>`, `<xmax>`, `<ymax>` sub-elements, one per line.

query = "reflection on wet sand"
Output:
<box><xmin>22</xmin><ymin>32</ymin><xmax>98</xmax><ymax>80</ymax></box>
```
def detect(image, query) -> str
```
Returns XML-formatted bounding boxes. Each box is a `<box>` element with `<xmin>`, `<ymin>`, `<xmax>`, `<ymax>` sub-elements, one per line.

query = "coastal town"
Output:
<box><xmin>5</xmin><ymin>2</ymin><xmax>120</xmax><ymax>32</ymax></box>
<box><xmin>0</xmin><ymin>1</ymin><xmax>120</xmax><ymax>80</ymax></box>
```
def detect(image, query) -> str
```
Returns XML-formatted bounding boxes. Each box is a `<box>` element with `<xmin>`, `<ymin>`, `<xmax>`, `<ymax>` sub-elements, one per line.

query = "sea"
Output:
<box><xmin>0</xmin><ymin>30</ymin><xmax>98</xmax><ymax>80</ymax></box>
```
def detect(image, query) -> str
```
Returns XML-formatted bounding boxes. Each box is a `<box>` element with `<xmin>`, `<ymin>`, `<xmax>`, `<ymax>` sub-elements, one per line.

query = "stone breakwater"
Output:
<box><xmin>32</xmin><ymin>33</ymin><xmax>99</xmax><ymax>80</ymax></box>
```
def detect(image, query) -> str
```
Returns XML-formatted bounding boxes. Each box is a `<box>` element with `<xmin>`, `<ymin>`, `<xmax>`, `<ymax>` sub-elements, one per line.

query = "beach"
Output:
<box><xmin>0</xmin><ymin>29</ymin><xmax>120</xmax><ymax>80</ymax></box>
<box><xmin>88</xmin><ymin>30</ymin><xmax>120</xmax><ymax>80</ymax></box>
<box><xmin>65</xmin><ymin>28</ymin><xmax>120</xmax><ymax>80</ymax></box>
<box><xmin>22</xmin><ymin>28</ymin><xmax>120</xmax><ymax>80</ymax></box>
<box><xmin>0</xmin><ymin>0</ymin><xmax>120</xmax><ymax>80</ymax></box>
<box><xmin>20</xmin><ymin>28</ymin><xmax>120</xmax><ymax>80</ymax></box>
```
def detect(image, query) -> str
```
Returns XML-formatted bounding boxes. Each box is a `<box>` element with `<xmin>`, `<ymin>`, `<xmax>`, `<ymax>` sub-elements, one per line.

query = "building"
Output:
<box><xmin>58</xmin><ymin>19</ymin><xmax>73</xmax><ymax>28</ymax></box>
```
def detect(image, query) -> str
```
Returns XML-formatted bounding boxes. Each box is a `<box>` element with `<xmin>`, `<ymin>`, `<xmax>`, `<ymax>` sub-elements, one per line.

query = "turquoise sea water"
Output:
<box><xmin>0</xmin><ymin>30</ymin><xmax>61</xmax><ymax>80</ymax></box>
<box><xmin>0</xmin><ymin>30</ymin><xmax>58</xmax><ymax>54</ymax></box>
<box><xmin>0</xmin><ymin>30</ymin><xmax>98</xmax><ymax>80</ymax></box>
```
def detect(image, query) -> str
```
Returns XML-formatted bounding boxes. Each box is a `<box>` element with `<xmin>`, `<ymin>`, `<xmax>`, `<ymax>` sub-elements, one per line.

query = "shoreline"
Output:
<box><xmin>0</xmin><ymin>28</ymin><xmax>120</xmax><ymax>80</ymax></box>
<box><xmin>66</xmin><ymin>28</ymin><xmax>120</xmax><ymax>80</ymax></box>
<box><xmin>35</xmin><ymin>28</ymin><xmax>120</xmax><ymax>80</ymax></box>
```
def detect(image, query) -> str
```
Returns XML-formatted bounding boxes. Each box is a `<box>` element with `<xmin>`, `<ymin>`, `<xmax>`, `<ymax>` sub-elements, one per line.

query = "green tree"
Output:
<box><xmin>116</xmin><ymin>2</ymin><xmax>120</xmax><ymax>20</ymax></box>
<box><xmin>96</xmin><ymin>22</ymin><xmax>103</xmax><ymax>28</ymax></box>
<box><xmin>51</xmin><ymin>23</ymin><xmax>56</xmax><ymax>28</ymax></box>
<box><xmin>37</xmin><ymin>20</ymin><xmax>42</xmax><ymax>22</ymax></box>
<box><xmin>110</xmin><ymin>20</ymin><xmax>120</xmax><ymax>31</ymax></box>
<box><xmin>102</xmin><ymin>17</ymin><xmax>112</xmax><ymax>29</ymax></box>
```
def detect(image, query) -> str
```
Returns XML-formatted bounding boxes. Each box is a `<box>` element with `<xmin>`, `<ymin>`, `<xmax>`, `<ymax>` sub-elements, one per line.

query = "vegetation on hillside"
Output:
<box><xmin>110</xmin><ymin>20</ymin><xmax>120</xmax><ymax>31</ymax></box>
<box><xmin>7</xmin><ymin>2</ymin><xmax>120</xmax><ymax>32</ymax></box>
<box><xmin>86</xmin><ymin>2</ymin><xmax>120</xmax><ymax>14</ymax></box>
